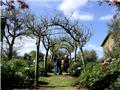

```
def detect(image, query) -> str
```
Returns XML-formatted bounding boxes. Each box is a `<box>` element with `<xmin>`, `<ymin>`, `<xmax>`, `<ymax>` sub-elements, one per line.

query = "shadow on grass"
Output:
<box><xmin>38</xmin><ymin>81</ymin><xmax>49</xmax><ymax>85</ymax></box>
<box><xmin>43</xmin><ymin>74</ymin><xmax>53</xmax><ymax>77</ymax></box>
<box><xmin>2</xmin><ymin>81</ymin><xmax>49</xmax><ymax>90</ymax></box>
<box><xmin>37</xmin><ymin>85</ymin><xmax>75</xmax><ymax>89</ymax></box>
<box><xmin>39</xmin><ymin>85</ymin><xmax>72</xmax><ymax>87</ymax></box>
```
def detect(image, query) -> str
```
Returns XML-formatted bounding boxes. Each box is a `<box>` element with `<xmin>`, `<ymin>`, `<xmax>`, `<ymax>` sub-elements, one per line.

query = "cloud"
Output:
<box><xmin>58</xmin><ymin>0</ymin><xmax>94</xmax><ymax>21</ymax></box>
<box><xmin>84</xmin><ymin>44</ymin><xmax>104</xmax><ymax>58</ymax></box>
<box><xmin>58</xmin><ymin>0</ymin><xmax>88</xmax><ymax>12</ymax></box>
<box><xmin>72</xmin><ymin>10</ymin><xmax>94</xmax><ymax>21</ymax></box>
<box><xmin>100</xmin><ymin>15</ymin><xmax>113</xmax><ymax>20</ymax></box>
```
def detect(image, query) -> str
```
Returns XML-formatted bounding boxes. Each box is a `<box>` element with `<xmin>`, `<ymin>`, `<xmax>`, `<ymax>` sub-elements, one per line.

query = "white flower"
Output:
<box><xmin>15</xmin><ymin>71</ymin><xmax>23</xmax><ymax>77</ymax></box>
<box><xmin>25</xmin><ymin>67</ymin><xmax>29</xmax><ymax>70</ymax></box>
<box><xmin>73</xmin><ymin>70</ymin><xmax>75</xmax><ymax>73</ymax></box>
<box><xmin>77</xmin><ymin>67</ymin><xmax>81</xmax><ymax>70</ymax></box>
<box><xmin>33</xmin><ymin>60</ymin><xmax>35</xmax><ymax>63</ymax></box>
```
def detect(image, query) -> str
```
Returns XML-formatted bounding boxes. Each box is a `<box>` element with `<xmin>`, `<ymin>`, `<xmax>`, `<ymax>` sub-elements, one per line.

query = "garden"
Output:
<box><xmin>1</xmin><ymin>0</ymin><xmax>120</xmax><ymax>90</ymax></box>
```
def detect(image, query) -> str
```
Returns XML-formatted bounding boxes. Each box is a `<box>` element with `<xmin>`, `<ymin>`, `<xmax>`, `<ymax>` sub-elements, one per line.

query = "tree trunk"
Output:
<box><xmin>7</xmin><ymin>45</ymin><xmax>13</xmax><ymax>60</ymax></box>
<box><xmin>74</xmin><ymin>45</ymin><xmax>77</xmax><ymax>61</ymax></box>
<box><xmin>34</xmin><ymin>36</ymin><xmax>40</xmax><ymax>86</ymax></box>
<box><xmin>69</xmin><ymin>52</ymin><xmax>71</xmax><ymax>60</ymax></box>
<box><xmin>51</xmin><ymin>53</ymin><xmax>54</xmax><ymax>62</ymax></box>
<box><xmin>51</xmin><ymin>49</ymin><xmax>55</xmax><ymax>61</ymax></box>
<box><xmin>80</xmin><ymin>46</ymin><xmax>85</xmax><ymax>72</ymax></box>
<box><xmin>1</xmin><ymin>42</ymin><xmax>3</xmax><ymax>60</ymax></box>
<box><xmin>7</xmin><ymin>38</ymin><xmax>15</xmax><ymax>60</ymax></box>
<box><xmin>44</xmin><ymin>48</ymin><xmax>49</xmax><ymax>76</ymax></box>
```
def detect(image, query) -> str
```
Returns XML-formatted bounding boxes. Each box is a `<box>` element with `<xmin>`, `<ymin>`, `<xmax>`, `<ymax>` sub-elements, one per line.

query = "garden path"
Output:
<box><xmin>38</xmin><ymin>72</ymin><xmax>88</xmax><ymax>90</ymax></box>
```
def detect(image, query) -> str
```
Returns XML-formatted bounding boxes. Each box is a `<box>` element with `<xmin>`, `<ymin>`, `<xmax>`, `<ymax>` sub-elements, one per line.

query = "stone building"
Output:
<box><xmin>101</xmin><ymin>33</ymin><xmax>114</xmax><ymax>55</ymax></box>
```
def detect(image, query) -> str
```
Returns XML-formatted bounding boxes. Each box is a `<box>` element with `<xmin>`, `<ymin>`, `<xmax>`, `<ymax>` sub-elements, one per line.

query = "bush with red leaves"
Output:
<box><xmin>0</xmin><ymin>0</ymin><xmax>29</xmax><ymax>10</ymax></box>
<box><xmin>102</xmin><ymin>66</ymin><xmax>110</xmax><ymax>72</ymax></box>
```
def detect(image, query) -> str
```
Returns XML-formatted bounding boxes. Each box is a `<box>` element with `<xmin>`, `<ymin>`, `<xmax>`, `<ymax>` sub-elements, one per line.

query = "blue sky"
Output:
<box><xmin>17</xmin><ymin>0</ymin><xmax>116</xmax><ymax>58</ymax></box>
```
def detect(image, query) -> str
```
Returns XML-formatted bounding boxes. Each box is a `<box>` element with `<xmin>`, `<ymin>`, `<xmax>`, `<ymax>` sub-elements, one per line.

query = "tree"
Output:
<box><xmin>1</xmin><ymin>9</ymin><xmax>30</xmax><ymax>60</ymax></box>
<box><xmin>108</xmin><ymin>15</ymin><xmax>120</xmax><ymax>58</ymax></box>
<box><xmin>29</xmin><ymin>50</ymin><xmax>44</xmax><ymax>61</ymax></box>
<box><xmin>1</xmin><ymin>0</ymin><xmax>28</xmax><ymax>60</ymax></box>
<box><xmin>26</xmin><ymin>14</ymin><xmax>49</xmax><ymax>86</ymax></box>
<box><xmin>99</xmin><ymin>0</ymin><xmax>120</xmax><ymax>59</ymax></box>
<box><xmin>42</xmin><ymin>34</ymin><xmax>58</xmax><ymax>76</ymax></box>
<box><xmin>59</xmin><ymin>36</ymin><xmax>75</xmax><ymax>60</ymax></box>
<box><xmin>58</xmin><ymin>45</ymin><xmax>73</xmax><ymax>60</ymax></box>
<box><xmin>72</xmin><ymin>37</ymin><xmax>79</xmax><ymax>62</ymax></box>
<box><xmin>49</xmin><ymin>38</ymin><xmax>60</xmax><ymax>59</ymax></box>
<box><xmin>109</xmin><ymin>16</ymin><xmax>120</xmax><ymax>46</ymax></box>
<box><xmin>78</xmin><ymin>28</ymin><xmax>92</xmax><ymax>69</ymax></box>
<box><xmin>49</xmin><ymin>13</ymin><xmax>92</xmax><ymax>70</ymax></box>
<box><xmin>25</xmin><ymin>11</ymin><xmax>92</xmax><ymax>84</ymax></box>
<box><xmin>0</xmin><ymin>0</ymin><xmax>29</xmax><ymax>9</ymax></box>
<box><xmin>77</xmin><ymin>50</ymin><xmax>98</xmax><ymax>62</ymax></box>
<box><xmin>1</xmin><ymin>17</ymin><xmax>6</xmax><ymax>42</ymax></box>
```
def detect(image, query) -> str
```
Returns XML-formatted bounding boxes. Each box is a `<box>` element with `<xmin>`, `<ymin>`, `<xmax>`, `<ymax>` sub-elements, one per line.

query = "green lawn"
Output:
<box><xmin>39</xmin><ymin>73</ymin><xmax>87</xmax><ymax>90</ymax></box>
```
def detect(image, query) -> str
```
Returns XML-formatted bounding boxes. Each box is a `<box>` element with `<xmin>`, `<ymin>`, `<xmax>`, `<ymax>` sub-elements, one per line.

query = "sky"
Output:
<box><xmin>17</xmin><ymin>0</ymin><xmax>116</xmax><ymax>58</ymax></box>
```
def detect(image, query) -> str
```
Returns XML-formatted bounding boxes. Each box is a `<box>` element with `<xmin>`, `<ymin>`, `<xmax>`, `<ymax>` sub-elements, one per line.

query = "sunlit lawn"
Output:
<box><xmin>39</xmin><ymin>73</ymin><xmax>88</xmax><ymax>90</ymax></box>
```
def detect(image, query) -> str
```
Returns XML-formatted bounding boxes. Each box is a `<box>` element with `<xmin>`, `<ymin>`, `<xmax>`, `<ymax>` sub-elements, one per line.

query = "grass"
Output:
<box><xmin>39</xmin><ymin>73</ymin><xmax>87</xmax><ymax>90</ymax></box>
<box><xmin>14</xmin><ymin>72</ymin><xmax>87</xmax><ymax>90</ymax></box>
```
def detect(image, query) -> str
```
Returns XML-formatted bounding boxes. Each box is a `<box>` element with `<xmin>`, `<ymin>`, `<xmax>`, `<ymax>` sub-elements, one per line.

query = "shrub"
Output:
<box><xmin>109</xmin><ymin>59</ymin><xmax>120</xmax><ymax>72</ymax></box>
<box><xmin>109</xmin><ymin>77</ymin><xmax>120</xmax><ymax>90</ymax></box>
<box><xmin>1</xmin><ymin>57</ymin><xmax>54</xmax><ymax>89</ymax></box>
<box><xmin>1</xmin><ymin>58</ymin><xmax>34</xmax><ymax>88</ymax></box>
<box><xmin>38</xmin><ymin>61</ymin><xmax>45</xmax><ymax>76</ymax></box>
<box><xmin>46</xmin><ymin>56</ymin><xmax>54</xmax><ymax>72</ymax></box>
<box><xmin>38</xmin><ymin>61</ymin><xmax>54</xmax><ymax>76</ymax></box>
<box><xmin>68</xmin><ymin>61</ymin><xmax>82</xmax><ymax>77</ymax></box>
<box><xmin>37</xmin><ymin>61</ymin><xmax>52</xmax><ymax>76</ymax></box>
<box><xmin>78</xmin><ymin>63</ymin><xmax>104</xmax><ymax>87</ymax></box>
<box><xmin>77</xmin><ymin>50</ymin><xmax>98</xmax><ymax>62</ymax></box>
<box><xmin>76</xmin><ymin>59</ymin><xmax>120</xmax><ymax>89</ymax></box>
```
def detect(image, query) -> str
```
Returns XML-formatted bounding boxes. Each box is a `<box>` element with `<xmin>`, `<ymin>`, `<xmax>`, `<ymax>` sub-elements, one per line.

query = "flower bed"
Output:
<box><xmin>74</xmin><ymin>59</ymin><xmax>120</xmax><ymax>90</ymax></box>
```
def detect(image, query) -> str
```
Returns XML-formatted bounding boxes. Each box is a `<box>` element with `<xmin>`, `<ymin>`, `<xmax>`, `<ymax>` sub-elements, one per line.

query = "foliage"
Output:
<box><xmin>1</xmin><ymin>8</ymin><xmax>30</xmax><ymax>60</ymax></box>
<box><xmin>36</xmin><ymin>60</ymin><xmax>53</xmax><ymax>76</ymax></box>
<box><xmin>78</xmin><ymin>63</ymin><xmax>103</xmax><ymax>87</ymax></box>
<box><xmin>109</xmin><ymin>16</ymin><xmax>120</xmax><ymax>49</ymax></box>
<box><xmin>106</xmin><ymin>16</ymin><xmax>120</xmax><ymax>59</ymax></box>
<box><xmin>77</xmin><ymin>50</ymin><xmax>98</xmax><ymax>62</ymax></box>
<box><xmin>75</xmin><ymin>60</ymin><xmax>120</xmax><ymax>89</ymax></box>
<box><xmin>109</xmin><ymin>59</ymin><xmax>120</xmax><ymax>72</ymax></box>
<box><xmin>38</xmin><ymin>61</ymin><xmax>45</xmax><ymax>76</ymax></box>
<box><xmin>28</xmin><ymin>50</ymin><xmax>44</xmax><ymax>61</ymax></box>
<box><xmin>1</xmin><ymin>58</ymin><xmax>34</xmax><ymax>88</ymax></box>
<box><xmin>109</xmin><ymin>77</ymin><xmax>120</xmax><ymax>90</ymax></box>
<box><xmin>68</xmin><ymin>61</ymin><xmax>82</xmax><ymax>77</ymax></box>
<box><xmin>0</xmin><ymin>0</ymin><xmax>29</xmax><ymax>10</ymax></box>
<box><xmin>1</xmin><ymin>58</ymin><xmax>48</xmax><ymax>89</ymax></box>
<box><xmin>106</xmin><ymin>49</ymin><xmax>120</xmax><ymax>59</ymax></box>
<box><xmin>46</xmin><ymin>57</ymin><xmax>54</xmax><ymax>72</ymax></box>
<box><xmin>107</xmin><ymin>59</ymin><xmax>120</xmax><ymax>90</ymax></box>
